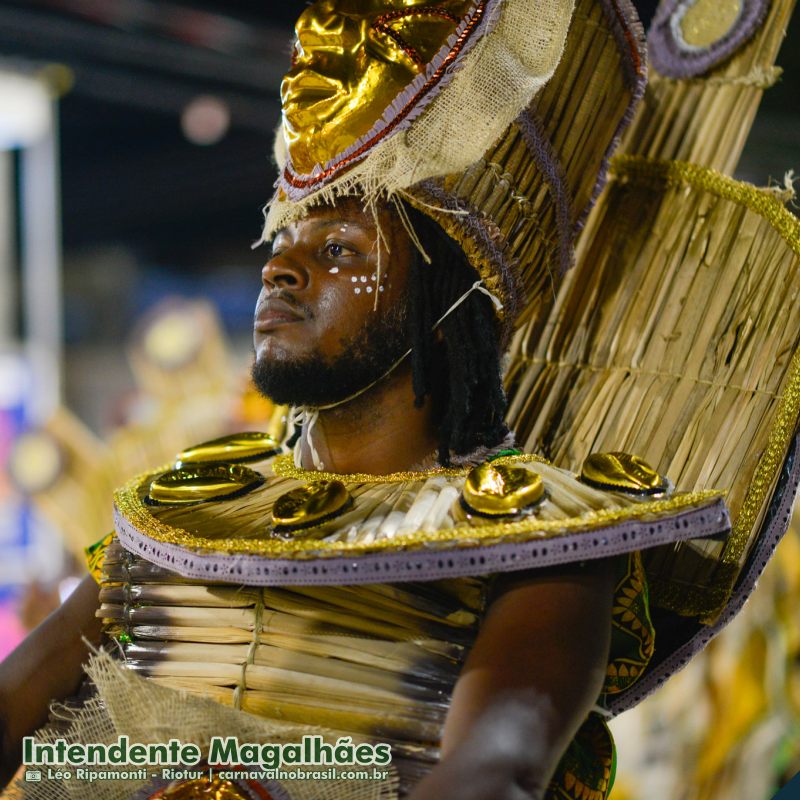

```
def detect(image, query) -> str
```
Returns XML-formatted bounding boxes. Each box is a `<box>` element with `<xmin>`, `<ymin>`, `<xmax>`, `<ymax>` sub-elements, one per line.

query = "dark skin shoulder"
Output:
<box><xmin>0</xmin><ymin>574</ymin><xmax>101</xmax><ymax>788</ymax></box>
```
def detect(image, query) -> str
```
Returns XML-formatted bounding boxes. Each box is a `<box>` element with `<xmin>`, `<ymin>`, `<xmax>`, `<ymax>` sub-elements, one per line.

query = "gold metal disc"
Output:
<box><xmin>580</xmin><ymin>452</ymin><xmax>669</xmax><ymax>495</ymax></box>
<box><xmin>175</xmin><ymin>432</ymin><xmax>280</xmax><ymax>467</ymax></box>
<box><xmin>147</xmin><ymin>463</ymin><xmax>265</xmax><ymax>505</ymax></box>
<box><xmin>272</xmin><ymin>481</ymin><xmax>352</xmax><ymax>531</ymax></box>
<box><xmin>679</xmin><ymin>0</ymin><xmax>742</xmax><ymax>48</ymax></box>
<box><xmin>154</xmin><ymin>778</ymin><xmax>253</xmax><ymax>799</ymax></box>
<box><xmin>462</xmin><ymin>462</ymin><xmax>545</xmax><ymax>517</ymax></box>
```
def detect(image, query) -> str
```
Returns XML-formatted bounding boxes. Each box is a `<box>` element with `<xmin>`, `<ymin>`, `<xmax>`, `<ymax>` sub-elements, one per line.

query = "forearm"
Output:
<box><xmin>409</xmin><ymin>559</ymin><xmax>616</xmax><ymax>800</ymax></box>
<box><xmin>0</xmin><ymin>574</ymin><xmax>102</xmax><ymax>787</ymax></box>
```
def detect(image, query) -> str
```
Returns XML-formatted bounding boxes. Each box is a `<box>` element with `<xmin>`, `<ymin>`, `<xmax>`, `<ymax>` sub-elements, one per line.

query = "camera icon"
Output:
<box><xmin>24</xmin><ymin>770</ymin><xmax>43</xmax><ymax>782</ymax></box>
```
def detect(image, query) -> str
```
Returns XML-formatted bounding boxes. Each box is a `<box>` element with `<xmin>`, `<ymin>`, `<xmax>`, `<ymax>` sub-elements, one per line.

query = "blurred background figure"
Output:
<box><xmin>0</xmin><ymin>1</ymin><xmax>797</xmax><ymax>798</ymax></box>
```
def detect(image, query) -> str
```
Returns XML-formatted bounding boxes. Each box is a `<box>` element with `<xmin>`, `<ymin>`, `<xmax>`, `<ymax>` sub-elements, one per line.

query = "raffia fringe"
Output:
<box><xmin>608</xmin><ymin>156</ymin><xmax>800</xmax><ymax>256</ymax></box>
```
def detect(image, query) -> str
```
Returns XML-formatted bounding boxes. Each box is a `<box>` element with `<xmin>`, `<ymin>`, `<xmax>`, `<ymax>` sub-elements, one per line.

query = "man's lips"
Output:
<box><xmin>254</xmin><ymin>298</ymin><xmax>305</xmax><ymax>332</ymax></box>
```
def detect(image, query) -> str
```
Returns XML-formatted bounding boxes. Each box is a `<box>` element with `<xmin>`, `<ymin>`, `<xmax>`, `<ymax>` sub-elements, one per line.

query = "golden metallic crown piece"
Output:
<box><xmin>580</xmin><ymin>452</ymin><xmax>670</xmax><ymax>496</ymax></box>
<box><xmin>462</xmin><ymin>462</ymin><xmax>545</xmax><ymax>517</ymax></box>
<box><xmin>272</xmin><ymin>480</ymin><xmax>352</xmax><ymax>533</ymax></box>
<box><xmin>267</xmin><ymin>0</ymin><xmax>646</xmax><ymax>340</ymax></box>
<box><xmin>175</xmin><ymin>432</ymin><xmax>280</xmax><ymax>467</ymax></box>
<box><xmin>147</xmin><ymin>463</ymin><xmax>265</xmax><ymax>506</ymax></box>
<box><xmin>282</xmin><ymin>0</ymin><xmax>476</xmax><ymax>176</ymax></box>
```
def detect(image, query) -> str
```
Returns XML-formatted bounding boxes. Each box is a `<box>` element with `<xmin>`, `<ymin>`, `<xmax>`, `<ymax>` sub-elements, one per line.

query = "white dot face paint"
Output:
<box><xmin>366</xmin><ymin>285</ymin><xmax>373</xmax><ymax>293</ymax></box>
<box><xmin>354</xmin><ymin>287</ymin><xmax>361</xmax><ymax>294</ymax></box>
<box><xmin>329</xmin><ymin>267</ymin><xmax>339</xmax><ymax>274</ymax></box>
<box><xmin>379</xmin><ymin>286</ymin><xmax>385</xmax><ymax>292</ymax></box>
<box><xmin>360</xmin><ymin>276</ymin><xmax>367</xmax><ymax>283</ymax></box>
<box><xmin>351</xmin><ymin>276</ymin><xmax>357</xmax><ymax>283</ymax></box>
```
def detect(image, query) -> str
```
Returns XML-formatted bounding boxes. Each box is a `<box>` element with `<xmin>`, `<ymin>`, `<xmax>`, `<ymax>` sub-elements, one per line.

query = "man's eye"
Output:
<box><xmin>324</xmin><ymin>241</ymin><xmax>356</xmax><ymax>258</ymax></box>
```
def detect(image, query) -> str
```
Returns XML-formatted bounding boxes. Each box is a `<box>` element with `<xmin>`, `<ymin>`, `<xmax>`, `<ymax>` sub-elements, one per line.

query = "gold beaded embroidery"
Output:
<box><xmin>271</xmin><ymin>451</ymin><xmax>549</xmax><ymax>484</ymax></box>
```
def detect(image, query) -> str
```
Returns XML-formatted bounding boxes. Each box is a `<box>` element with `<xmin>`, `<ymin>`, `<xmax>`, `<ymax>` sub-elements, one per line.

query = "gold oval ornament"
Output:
<box><xmin>158</xmin><ymin>778</ymin><xmax>253</xmax><ymax>800</ymax></box>
<box><xmin>680</xmin><ymin>0</ymin><xmax>742</xmax><ymax>48</ymax></box>
<box><xmin>175</xmin><ymin>432</ymin><xmax>280</xmax><ymax>467</ymax></box>
<box><xmin>462</xmin><ymin>462</ymin><xmax>545</xmax><ymax>517</ymax></box>
<box><xmin>580</xmin><ymin>452</ymin><xmax>670</xmax><ymax>496</ymax></box>
<box><xmin>272</xmin><ymin>481</ymin><xmax>352</xmax><ymax>532</ymax></box>
<box><xmin>147</xmin><ymin>463</ymin><xmax>265</xmax><ymax>505</ymax></box>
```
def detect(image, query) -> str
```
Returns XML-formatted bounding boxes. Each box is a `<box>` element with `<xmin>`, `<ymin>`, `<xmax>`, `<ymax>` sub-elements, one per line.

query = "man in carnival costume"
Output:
<box><xmin>1</xmin><ymin>0</ymin><xmax>799</xmax><ymax>799</ymax></box>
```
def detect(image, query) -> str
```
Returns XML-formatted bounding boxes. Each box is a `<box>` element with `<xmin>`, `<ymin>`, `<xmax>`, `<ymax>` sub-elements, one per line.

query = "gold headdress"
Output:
<box><xmin>264</xmin><ymin>0</ymin><xmax>648</xmax><ymax>331</ymax></box>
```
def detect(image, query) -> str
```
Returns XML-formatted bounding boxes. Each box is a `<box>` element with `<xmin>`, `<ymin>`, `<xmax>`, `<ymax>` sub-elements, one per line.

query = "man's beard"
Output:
<box><xmin>251</xmin><ymin>300</ymin><xmax>411</xmax><ymax>408</ymax></box>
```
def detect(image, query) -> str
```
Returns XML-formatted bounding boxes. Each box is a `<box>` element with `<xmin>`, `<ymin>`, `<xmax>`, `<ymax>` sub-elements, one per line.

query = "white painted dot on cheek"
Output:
<box><xmin>360</xmin><ymin>276</ymin><xmax>367</xmax><ymax>283</ymax></box>
<box><xmin>379</xmin><ymin>286</ymin><xmax>385</xmax><ymax>292</ymax></box>
<box><xmin>329</xmin><ymin>267</ymin><xmax>339</xmax><ymax>274</ymax></box>
<box><xmin>366</xmin><ymin>285</ymin><xmax>373</xmax><ymax>293</ymax></box>
<box><xmin>351</xmin><ymin>276</ymin><xmax>357</xmax><ymax>283</ymax></box>
<box><xmin>354</xmin><ymin>287</ymin><xmax>361</xmax><ymax>295</ymax></box>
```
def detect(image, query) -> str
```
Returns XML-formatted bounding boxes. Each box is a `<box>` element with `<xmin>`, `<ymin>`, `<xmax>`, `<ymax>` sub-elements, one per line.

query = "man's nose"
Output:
<box><xmin>261</xmin><ymin>250</ymin><xmax>309</xmax><ymax>290</ymax></box>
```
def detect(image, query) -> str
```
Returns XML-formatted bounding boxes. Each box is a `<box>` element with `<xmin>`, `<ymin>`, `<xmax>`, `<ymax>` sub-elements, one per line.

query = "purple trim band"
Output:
<box><xmin>514</xmin><ymin>0</ymin><xmax>647</xmax><ymax>258</ymax></box>
<box><xmin>514</xmin><ymin>109</ymin><xmax>575</xmax><ymax>277</ymax></box>
<box><xmin>602</xmin><ymin>0</ymin><xmax>647</xmax><ymax>93</ymax></box>
<box><xmin>649</xmin><ymin>0</ymin><xmax>771</xmax><ymax>79</ymax></box>
<box><xmin>115</xmin><ymin>498</ymin><xmax>729</xmax><ymax>587</ymax></box>
<box><xmin>607</xmin><ymin>432</ymin><xmax>800</xmax><ymax>716</ymax></box>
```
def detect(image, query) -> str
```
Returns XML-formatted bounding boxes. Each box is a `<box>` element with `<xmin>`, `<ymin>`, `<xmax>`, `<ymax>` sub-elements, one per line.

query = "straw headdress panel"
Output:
<box><xmin>505</xmin><ymin>0</ymin><xmax>800</xmax><ymax>636</ymax></box>
<box><xmin>405</xmin><ymin>0</ymin><xmax>648</xmax><ymax>333</ymax></box>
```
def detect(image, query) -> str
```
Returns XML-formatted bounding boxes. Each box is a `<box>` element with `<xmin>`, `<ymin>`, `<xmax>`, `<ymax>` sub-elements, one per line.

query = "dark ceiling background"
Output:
<box><xmin>0</xmin><ymin>0</ymin><xmax>672</xmax><ymax>266</ymax></box>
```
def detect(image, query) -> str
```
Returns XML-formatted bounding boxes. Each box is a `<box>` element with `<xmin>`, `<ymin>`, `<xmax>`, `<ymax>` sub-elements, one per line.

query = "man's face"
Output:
<box><xmin>281</xmin><ymin>0</ymin><xmax>474</xmax><ymax>174</ymax></box>
<box><xmin>252</xmin><ymin>200</ymin><xmax>414</xmax><ymax>406</ymax></box>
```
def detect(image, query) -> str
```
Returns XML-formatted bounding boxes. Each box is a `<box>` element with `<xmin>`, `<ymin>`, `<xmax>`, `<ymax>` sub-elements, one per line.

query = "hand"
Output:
<box><xmin>408</xmin><ymin>692</ymin><xmax>552</xmax><ymax>800</ymax></box>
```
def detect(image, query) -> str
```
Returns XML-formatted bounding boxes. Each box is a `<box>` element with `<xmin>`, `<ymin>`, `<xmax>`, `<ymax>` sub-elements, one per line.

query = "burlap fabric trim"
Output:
<box><xmin>7</xmin><ymin>650</ymin><xmax>398</xmax><ymax>800</ymax></box>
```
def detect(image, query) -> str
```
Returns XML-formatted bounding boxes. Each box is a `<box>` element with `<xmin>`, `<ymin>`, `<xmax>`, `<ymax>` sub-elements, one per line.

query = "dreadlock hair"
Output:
<box><xmin>402</xmin><ymin>202</ymin><xmax>510</xmax><ymax>465</ymax></box>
